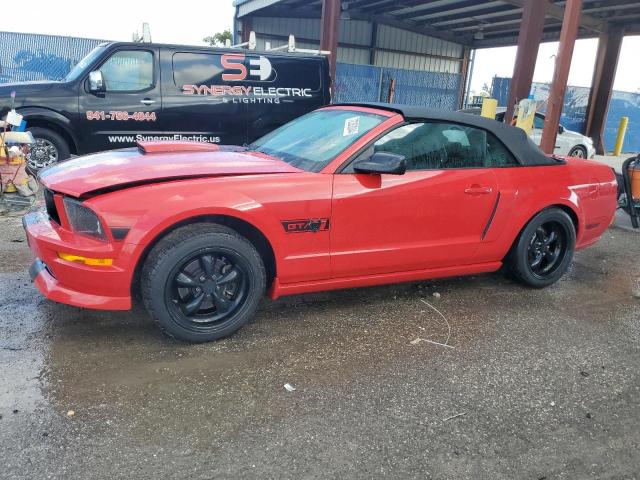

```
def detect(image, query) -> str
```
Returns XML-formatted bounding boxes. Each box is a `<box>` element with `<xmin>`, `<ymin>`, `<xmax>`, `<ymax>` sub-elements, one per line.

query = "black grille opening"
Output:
<box><xmin>43</xmin><ymin>189</ymin><xmax>61</xmax><ymax>225</ymax></box>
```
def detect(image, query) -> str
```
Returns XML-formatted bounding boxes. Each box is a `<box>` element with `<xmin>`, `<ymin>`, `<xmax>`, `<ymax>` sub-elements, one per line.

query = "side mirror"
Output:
<box><xmin>353</xmin><ymin>152</ymin><xmax>406</xmax><ymax>175</ymax></box>
<box><xmin>88</xmin><ymin>70</ymin><xmax>105</xmax><ymax>93</ymax></box>
<box><xmin>558</xmin><ymin>124</ymin><xmax>565</xmax><ymax>134</ymax></box>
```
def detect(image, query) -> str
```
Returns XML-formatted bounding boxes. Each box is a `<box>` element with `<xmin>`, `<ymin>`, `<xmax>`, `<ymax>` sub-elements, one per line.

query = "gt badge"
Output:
<box><xmin>282</xmin><ymin>218</ymin><xmax>330</xmax><ymax>233</ymax></box>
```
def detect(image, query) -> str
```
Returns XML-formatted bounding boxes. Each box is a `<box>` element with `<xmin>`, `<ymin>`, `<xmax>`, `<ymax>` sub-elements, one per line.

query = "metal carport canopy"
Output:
<box><xmin>234</xmin><ymin>0</ymin><xmax>640</xmax><ymax>49</ymax></box>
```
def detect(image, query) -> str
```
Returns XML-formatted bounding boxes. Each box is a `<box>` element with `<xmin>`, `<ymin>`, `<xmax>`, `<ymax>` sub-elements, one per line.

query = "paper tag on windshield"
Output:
<box><xmin>343</xmin><ymin>116</ymin><xmax>360</xmax><ymax>136</ymax></box>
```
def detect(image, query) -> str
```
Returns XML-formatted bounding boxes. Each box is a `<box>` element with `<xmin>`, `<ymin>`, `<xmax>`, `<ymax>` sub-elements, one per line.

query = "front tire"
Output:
<box><xmin>506</xmin><ymin>208</ymin><xmax>576</xmax><ymax>288</ymax></box>
<box><xmin>26</xmin><ymin>127</ymin><xmax>71</xmax><ymax>170</ymax></box>
<box><xmin>141</xmin><ymin>223</ymin><xmax>266</xmax><ymax>342</ymax></box>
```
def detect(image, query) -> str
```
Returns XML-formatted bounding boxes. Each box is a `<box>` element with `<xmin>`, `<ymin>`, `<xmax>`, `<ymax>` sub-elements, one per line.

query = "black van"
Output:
<box><xmin>0</xmin><ymin>42</ymin><xmax>331</xmax><ymax>169</ymax></box>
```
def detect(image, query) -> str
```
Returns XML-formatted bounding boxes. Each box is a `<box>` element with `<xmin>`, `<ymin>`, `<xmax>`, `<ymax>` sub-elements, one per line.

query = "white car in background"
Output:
<box><xmin>461</xmin><ymin>107</ymin><xmax>596</xmax><ymax>159</ymax></box>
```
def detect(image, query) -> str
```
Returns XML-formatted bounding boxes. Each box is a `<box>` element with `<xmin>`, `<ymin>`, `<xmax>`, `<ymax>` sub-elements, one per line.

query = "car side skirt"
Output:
<box><xmin>269</xmin><ymin>261</ymin><xmax>503</xmax><ymax>299</ymax></box>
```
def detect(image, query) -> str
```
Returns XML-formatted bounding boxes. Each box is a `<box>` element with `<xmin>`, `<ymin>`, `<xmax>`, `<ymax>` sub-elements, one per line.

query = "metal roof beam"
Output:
<box><xmin>500</xmin><ymin>0</ymin><xmax>605</xmax><ymax>32</ymax></box>
<box><xmin>396</xmin><ymin>0</ymin><xmax>507</xmax><ymax>21</ymax></box>
<box><xmin>363</xmin><ymin>0</ymin><xmax>442</xmax><ymax>15</ymax></box>
<box><xmin>348</xmin><ymin>10</ymin><xmax>474</xmax><ymax>46</ymax></box>
<box><xmin>236</xmin><ymin>0</ymin><xmax>283</xmax><ymax>17</ymax></box>
<box><xmin>446</xmin><ymin>13</ymin><xmax>524</xmax><ymax>31</ymax></box>
<box><xmin>432</xmin><ymin>8</ymin><xmax>523</xmax><ymax>28</ymax></box>
<box><xmin>415</xmin><ymin>4</ymin><xmax>518</xmax><ymax>26</ymax></box>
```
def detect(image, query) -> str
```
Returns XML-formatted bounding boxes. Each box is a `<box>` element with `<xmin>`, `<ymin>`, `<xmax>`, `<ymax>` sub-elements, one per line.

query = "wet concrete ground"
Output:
<box><xmin>1</xmin><ymin>211</ymin><xmax>639</xmax><ymax>479</ymax></box>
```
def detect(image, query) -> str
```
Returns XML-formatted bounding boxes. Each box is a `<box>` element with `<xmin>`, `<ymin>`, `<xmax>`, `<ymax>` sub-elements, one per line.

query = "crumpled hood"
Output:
<box><xmin>39</xmin><ymin>144</ymin><xmax>302</xmax><ymax>197</ymax></box>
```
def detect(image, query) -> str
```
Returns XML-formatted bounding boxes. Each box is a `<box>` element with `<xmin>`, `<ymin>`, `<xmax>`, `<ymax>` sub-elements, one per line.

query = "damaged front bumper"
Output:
<box><xmin>23</xmin><ymin>207</ymin><xmax>132</xmax><ymax>310</ymax></box>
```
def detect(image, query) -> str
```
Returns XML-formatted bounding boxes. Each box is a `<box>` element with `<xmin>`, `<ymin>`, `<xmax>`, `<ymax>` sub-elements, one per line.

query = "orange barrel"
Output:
<box><xmin>632</xmin><ymin>161</ymin><xmax>640</xmax><ymax>201</ymax></box>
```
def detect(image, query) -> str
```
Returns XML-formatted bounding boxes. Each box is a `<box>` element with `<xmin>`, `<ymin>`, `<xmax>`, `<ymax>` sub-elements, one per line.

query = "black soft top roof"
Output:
<box><xmin>334</xmin><ymin>102</ymin><xmax>559</xmax><ymax>166</ymax></box>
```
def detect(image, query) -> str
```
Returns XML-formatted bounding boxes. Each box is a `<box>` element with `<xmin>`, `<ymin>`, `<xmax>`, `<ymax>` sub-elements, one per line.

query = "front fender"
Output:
<box><xmin>92</xmin><ymin>186</ymin><xmax>278</xmax><ymax>264</ymax></box>
<box><xmin>17</xmin><ymin>107</ymin><xmax>78</xmax><ymax>149</ymax></box>
<box><xmin>88</xmin><ymin>173</ymin><xmax>333</xmax><ymax>287</ymax></box>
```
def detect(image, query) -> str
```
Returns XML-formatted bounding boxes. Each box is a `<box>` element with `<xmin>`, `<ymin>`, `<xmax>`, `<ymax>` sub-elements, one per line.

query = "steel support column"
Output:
<box><xmin>585</xmin><ymin>29</ymin><xmax>624</xmax><ymax>154</ymax></box>
<box><xmin>320</xmin><ymin>0</ymin><xmax>341</xmax><ymax>90</ymax></box>
<box><xmin>540</xmin><ymin>0</ymin><xmax>582</xmax><ymax>154</ymax></box>
<box><xmin>504</xmin><ymin>0</ymin><xmax>547</xmax><ymax>123</ymax></box>
<box><xmin>369</xmin><ymin>22</ymin><xmax>378</xmax><ymax>65</ymax></box>
<box><xmin>458</xmin><ymin>47</ymin><xmax>472</xmax><ymax>109</ymax></box>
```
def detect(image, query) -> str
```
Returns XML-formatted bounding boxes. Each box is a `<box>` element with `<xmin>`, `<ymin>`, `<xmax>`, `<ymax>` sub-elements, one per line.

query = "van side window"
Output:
<box><xmin>172</xmin><ymin>53</ymin><xmax>226</xmax><ymax>87</ymax></box>
<box><xmin>100</xmin><ymin>50</ymin><xmax>153</xmax><ymax>92</ymax></box>
<box><xmin>365</xmin><ymin>122</ymin><xmax>518</xmax><ymax>170</ymax></box>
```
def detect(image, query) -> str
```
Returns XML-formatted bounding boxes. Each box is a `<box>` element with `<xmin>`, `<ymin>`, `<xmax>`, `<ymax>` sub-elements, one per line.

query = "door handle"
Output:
<box><xmin>464</xmin><ymin>185</ymin><xmax>493</xmax><ymax>195</ymax></box>
<box><xmin>140</xmin><ymin>98</ymin><xmax>155</xmax><ymax>105</ymax></box>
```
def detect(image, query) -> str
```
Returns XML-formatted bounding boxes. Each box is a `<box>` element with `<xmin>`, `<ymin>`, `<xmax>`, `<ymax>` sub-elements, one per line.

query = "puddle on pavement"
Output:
<box><xmin>1</xmin><ymin>221</ymin><xmax>638</xmax><ymax>451</ymax></box>
<box><xmin>0</xmin><ymin>272</ymin><xmax>48</xmax><ymax>414</ymax></box>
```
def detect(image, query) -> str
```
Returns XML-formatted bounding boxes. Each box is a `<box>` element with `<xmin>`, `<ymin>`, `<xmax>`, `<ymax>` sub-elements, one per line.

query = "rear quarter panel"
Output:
<box><xmin>476</xmin><ymin>159</ymin><xmax>616</xmax><ymax>263</ymax></box>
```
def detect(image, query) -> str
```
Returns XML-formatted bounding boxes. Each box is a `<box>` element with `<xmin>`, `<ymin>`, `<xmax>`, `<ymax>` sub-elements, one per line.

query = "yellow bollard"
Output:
<box><xmin>480</xmin><ymin>98</ymin><xmax>498</xmax><ymax>119</ymax></box>
<box><xmin>613</xmin><ymin>116</ymin><xmax>629</xmax><ymax>156</ymax></box>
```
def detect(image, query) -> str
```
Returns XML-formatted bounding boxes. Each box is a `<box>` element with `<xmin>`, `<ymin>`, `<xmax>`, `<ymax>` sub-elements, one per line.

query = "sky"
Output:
<box><xmin>0</xmin><ymin>0</ymin><xmax>236</xmax><ymax>46</ymax></box>
<box><xmin>470</xmin><ymin>36</ymin><xmax>640</xmax><ymax>95</ymax></box>
<box><xmin>1</xmin><ymin>0</ymin><xmax>638</xmax><ymax>94</ymax></box>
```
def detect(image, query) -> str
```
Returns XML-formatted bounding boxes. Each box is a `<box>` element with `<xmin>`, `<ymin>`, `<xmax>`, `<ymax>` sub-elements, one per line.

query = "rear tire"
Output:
<box><xmin>141</xmin><ymin>223</ymin><xmax>266</xmax><ymax>342</ymax></box>
<box><xmin>506</xmin><ymin>208</ymin><xmax>576</xmax><ymax>288</ymax></box>
<box><xmin>26</xmin><ymin>127</ymin><xmax>70</xmax><ymax>170</ymax></box>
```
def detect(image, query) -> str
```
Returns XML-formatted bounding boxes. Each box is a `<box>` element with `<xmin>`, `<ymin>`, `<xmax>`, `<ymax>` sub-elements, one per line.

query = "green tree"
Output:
<box><xmin>203</xmin><ymin>29</ymin><xmax>233</xmax><ymax>47</ymax></box>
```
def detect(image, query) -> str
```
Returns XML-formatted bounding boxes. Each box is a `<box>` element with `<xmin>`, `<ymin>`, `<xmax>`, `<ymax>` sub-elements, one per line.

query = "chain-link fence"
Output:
<box><xmin>0</xmin><ymin>31</ymin><xmax>106</xmax><ymax>84</ymax></box>
<box><xmin>335</xmin><ymin>62</ymin><xmax>462</xmax><ymax>110</ymax></box>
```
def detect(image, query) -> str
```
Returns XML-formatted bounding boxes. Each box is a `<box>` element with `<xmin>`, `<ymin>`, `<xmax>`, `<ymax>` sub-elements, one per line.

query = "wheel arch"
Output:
<box><xmin>21</xmin><ymin>109</ymin><xmax>79</xmax><ymax>155</ymax></box>
<box><xmin>130</xmin><ymin>214</ymin><xmax>277</xmax><ymax>302</ymax></box>
<box><xmin>504</xmin><ymin>203</ymin><xmax>580</xmax><ymax>261</ymax></box>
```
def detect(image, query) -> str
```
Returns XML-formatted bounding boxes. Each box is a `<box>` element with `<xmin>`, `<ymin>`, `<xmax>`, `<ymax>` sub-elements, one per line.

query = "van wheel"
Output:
<box><xmin>141</xmin><ymin>223</ymin><xmax>266</xmax><ymax>343</ymax></box>
<box><xmin>506</xmin><ymin>208</ymin><xmax>576</xmax><ymax>288</ymax></box>
<box><xmin>26</xmin><ymin>127</ymin><xmax>70</xmax><ymax>170</ymax></box>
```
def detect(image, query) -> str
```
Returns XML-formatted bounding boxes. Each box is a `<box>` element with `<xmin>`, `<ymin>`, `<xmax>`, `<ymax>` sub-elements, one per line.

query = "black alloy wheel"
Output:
<box><xmin>142</xmin><ymin>223</ymin><xmax>266</xmax><ymax>342</ymax></box>
<box><xmin>506</xmin><ymin>208</ymin><xmax>576</xmax><ymax>288</ymax></box>
<box><xmin>166</xmin><ymin>249</ymin><xmax>249</xmax><ymax>329</ymax></box>
<box><xmin>526</xmin><ymin>222</ymin><xmax>566</xmax><ymax>279</ymax></box>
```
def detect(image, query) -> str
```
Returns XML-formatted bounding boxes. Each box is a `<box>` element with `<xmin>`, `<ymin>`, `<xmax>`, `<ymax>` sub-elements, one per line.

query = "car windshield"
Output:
<box><xmin>250</xmin><ymin>109</ymin><xmax>387</xmax><ymax>172</ymax></box>
<box><xmin>65</xmin><ymin>46</ymin><xmax>106</xmax><ymax>82</ymax></box>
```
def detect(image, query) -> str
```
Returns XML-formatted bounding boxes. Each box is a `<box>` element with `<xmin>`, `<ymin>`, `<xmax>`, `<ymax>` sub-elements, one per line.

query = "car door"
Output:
<box><xmin>330</xmin><ymin>121</ymin><xmax>501</xmax><ymax>278</ymax></box>
<box><xmin>159</xmin><ymin>49</ymin><xmax>248</xmax><ymax>146</ymax></box>
<box><xmin>78</xmin><ymin>47</ymin><xmax>161</xmax><ymax>152</ymax></box>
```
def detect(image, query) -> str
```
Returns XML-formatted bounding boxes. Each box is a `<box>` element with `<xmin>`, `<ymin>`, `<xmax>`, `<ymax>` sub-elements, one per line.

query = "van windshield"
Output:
<box><xmin>250</xmin><ymin>109</ymin><xmax>386</xmax><ymax>172</ymax></box>
<box><xmin>65</xmin><ymin>46</ymin><xmax>106</xmax><ymax>82</ymax></box>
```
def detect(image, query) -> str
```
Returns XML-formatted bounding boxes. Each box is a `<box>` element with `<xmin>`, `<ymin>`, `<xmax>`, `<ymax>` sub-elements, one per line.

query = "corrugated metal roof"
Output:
<box><xmin>237</xmin><ymin>0</ymin><xmax>640</xmax><ymax>49</ymax></box>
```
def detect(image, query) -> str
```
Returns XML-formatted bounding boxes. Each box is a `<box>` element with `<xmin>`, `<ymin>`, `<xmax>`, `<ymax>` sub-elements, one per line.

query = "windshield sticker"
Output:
<box><xmin>343</xmin><ymin>117</ymin><xmax>360</xmax><ymax>137</ymax></box>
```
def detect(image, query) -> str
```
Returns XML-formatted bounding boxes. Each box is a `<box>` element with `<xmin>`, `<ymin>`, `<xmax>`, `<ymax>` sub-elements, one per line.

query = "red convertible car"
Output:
<box><xmin>24</xmin><ymin>103</ymin><xmax>617</xmax><ymax>342</ymax></box>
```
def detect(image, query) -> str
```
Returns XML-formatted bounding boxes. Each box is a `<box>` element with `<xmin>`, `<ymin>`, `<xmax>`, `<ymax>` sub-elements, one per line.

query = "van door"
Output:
<box><xmin>78</xmin><ymin>47</ymin><xmax>161</xmax><ymax>152</ymax></box>
<box><xmin>159</xmin><ymin>49</ymin><xmax>248</xmax><ymax>146</ymax></box>
<box><xmin>245</xmin><ymin>55</ymin><xmax>328</xmax><ymax>142</ymax></box>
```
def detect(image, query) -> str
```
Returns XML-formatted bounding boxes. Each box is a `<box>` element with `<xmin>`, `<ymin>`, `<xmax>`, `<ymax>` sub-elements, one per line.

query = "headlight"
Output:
<box><xmin>63</xmin><ymin>197</ymin><xmax>107</xmax><ymax>240</ymax></box>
